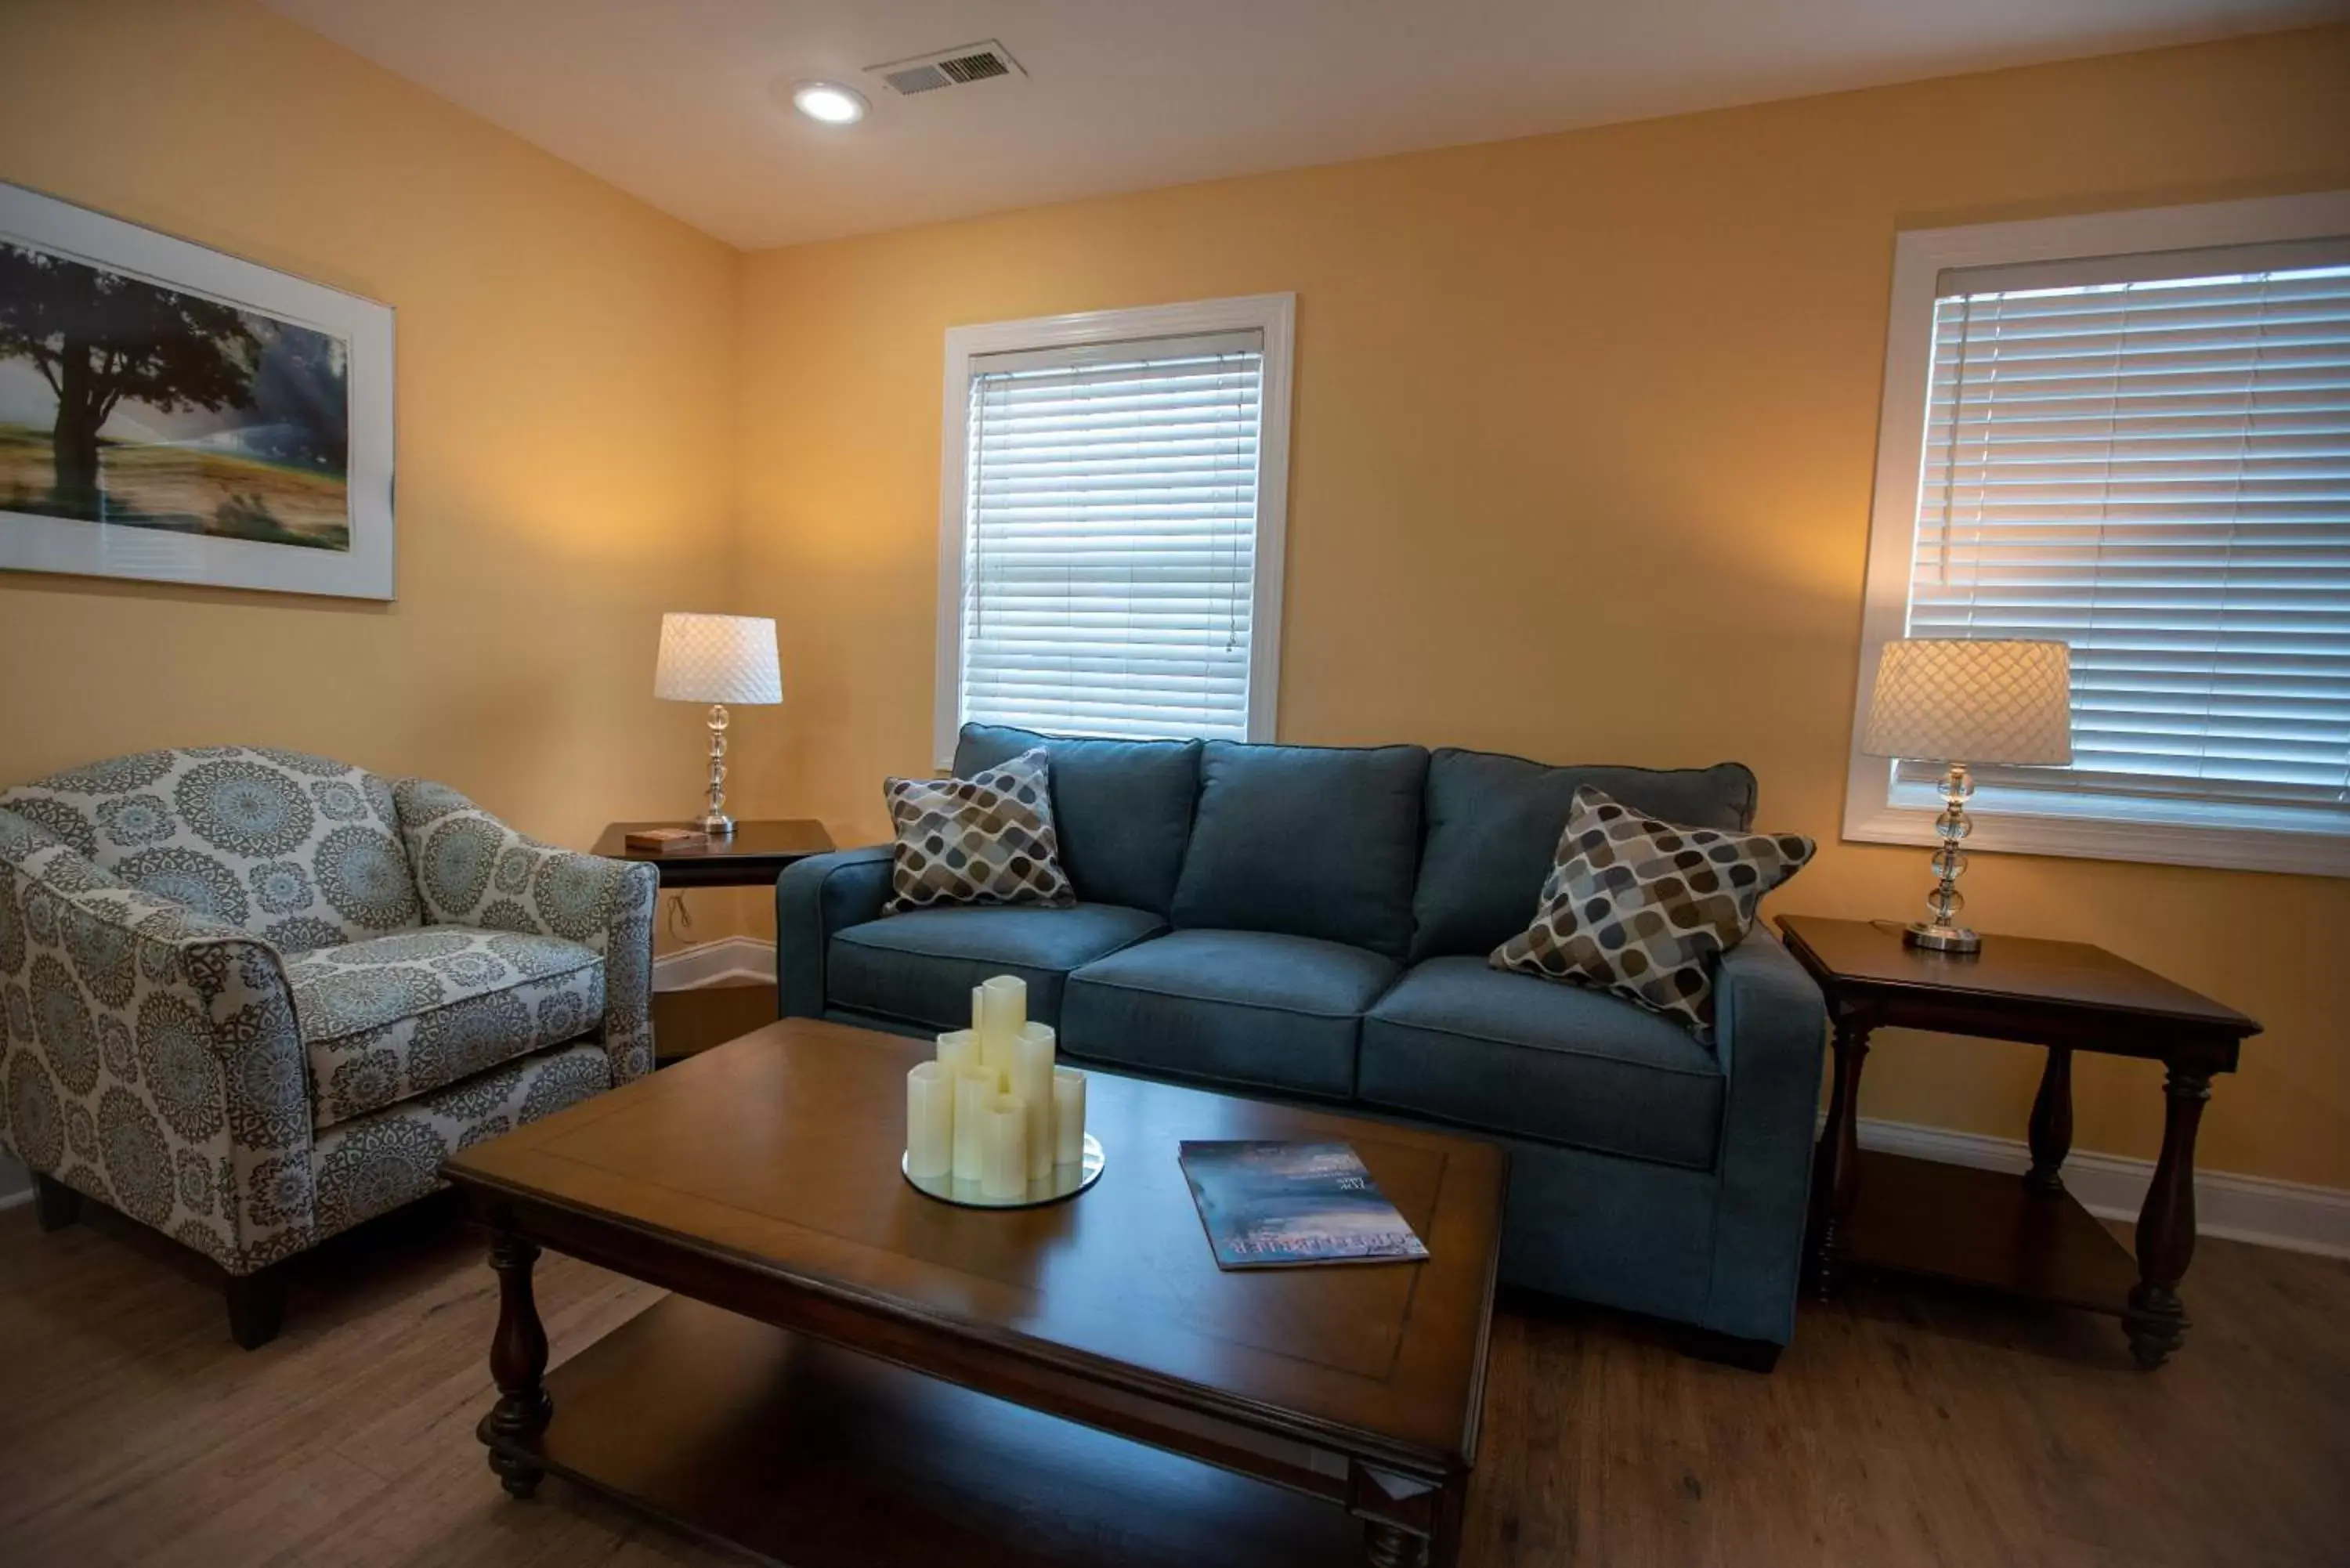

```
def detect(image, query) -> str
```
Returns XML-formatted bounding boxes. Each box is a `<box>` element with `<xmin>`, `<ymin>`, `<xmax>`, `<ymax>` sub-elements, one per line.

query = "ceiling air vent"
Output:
<box><xmin>868</xmin><ymin>41</ymin><xmax>1024</xmax><ymax>98</ymax></box>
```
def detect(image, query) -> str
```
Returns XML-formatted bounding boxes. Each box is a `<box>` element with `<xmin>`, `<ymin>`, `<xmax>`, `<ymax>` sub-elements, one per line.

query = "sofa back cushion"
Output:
<box><xmin>1170</xmin><ymin>740</ymin><xmax>1430</xmax><ymax>958</ymax></box>
<box><xmin>0</xmin><ymin>746</ymin><xmax>421</xmax><ymax>949</ymax></box>
<box><xmin>953</xmin><ymin>724</ymin><xmax>1201</xmax><ymax>916</ymax></box>
<box><xmin>1410</xmin><ymin>747</ymin><xmax>1758</xmax><ymax>962</ymax></box>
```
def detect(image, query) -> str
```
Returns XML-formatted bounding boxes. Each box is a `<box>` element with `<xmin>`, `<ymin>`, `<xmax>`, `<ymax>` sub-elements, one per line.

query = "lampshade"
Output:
<box><xmin>1861</xmin><ymin>638</ymin><xmax>2073</xmax><ymax>766</ymax></box>
<box><xmin>654</xmin><ymin>612</ymin><xmax>782</xmax><ymax>706</ymax></box>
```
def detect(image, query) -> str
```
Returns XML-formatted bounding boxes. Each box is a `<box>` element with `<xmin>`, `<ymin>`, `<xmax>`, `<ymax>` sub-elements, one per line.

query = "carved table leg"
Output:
<box><xmin>2124</xmin><ymin>1065</ymin><xmax>2210</xmax><ymax>1369</ymax></box>
<box><xmin>1364</xmin><ymin>1521</ymin><xmax>1430</xmax><ymax>1568</ymax></box>
<box><xmin>479</xmin><ymin>1230</ymin><xmax>553</xmax><ymax>1498</ymax></box>
<box><xmin>2025</xmin><ymin>1046</ymin><xmax>2074</xmax><ymax>1194</ymax></box>
<box><xmin>1350</xmin><ymin>1462</ymin><xmax>1458</xmax><ymax>1568</ymax></box>
<box><xmin>1806</xmin><ymin>1016</ymin><xmax>1872</xmax><ymax>1296</ymax></box>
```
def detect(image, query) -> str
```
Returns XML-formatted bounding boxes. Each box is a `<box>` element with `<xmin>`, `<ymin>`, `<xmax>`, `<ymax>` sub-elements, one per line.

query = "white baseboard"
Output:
<box><xmin>654</xmin><ymin>935</ymin><xmax>778</xmax><ymax>992</ymax></box>
<box><xmin>1856</xmin><ymin>1115</ymin><xmax>2350</xmax><ymax>1261</ymax></box>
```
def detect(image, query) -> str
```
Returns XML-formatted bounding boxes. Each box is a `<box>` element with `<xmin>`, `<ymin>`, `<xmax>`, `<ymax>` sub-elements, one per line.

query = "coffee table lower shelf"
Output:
<box><xmin>486</xmin><ymin>1293</ymin><xmax>1368</xmax><ymax>1568</ymax></box>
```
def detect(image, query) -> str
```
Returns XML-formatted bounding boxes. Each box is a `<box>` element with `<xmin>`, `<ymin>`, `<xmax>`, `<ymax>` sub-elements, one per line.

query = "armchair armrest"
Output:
<box><xmin>1701</xmin><ymin>927</ymin><xmax>1829</xmax><ymax>1345</ymax></box>
<box><xmin>390</xmin><ymin>782</ymin><xmax>658</xmax><ymax>1085</ymax></box>
<box><xmin>776</xmin><ymin>844</ymin><xmax>893</xmax><ymax>1019</ymax></box>
<box><xmin>0</xmin><ymin>807</ymin><xmax>314</xmax><ymax>1277</ymax></box>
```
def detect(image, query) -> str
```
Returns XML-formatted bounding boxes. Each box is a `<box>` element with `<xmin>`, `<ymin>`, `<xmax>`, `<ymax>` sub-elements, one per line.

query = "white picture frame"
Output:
<box><xmin>0</xmin><ymin>182</ymin><xmax>394</xmax><ymax>600</ymax></box>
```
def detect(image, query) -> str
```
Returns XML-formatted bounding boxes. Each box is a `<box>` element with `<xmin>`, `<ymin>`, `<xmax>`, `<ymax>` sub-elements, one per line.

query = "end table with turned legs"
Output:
<box><xmin>592</xmin><ymin>818</ymin><xmax>834</xmax><ymax>1063</ymax></box>
<box><xmin>1780</xmin><ymin>915</ymin><xmax>2260</xmax><ymax>1369</ymax></box>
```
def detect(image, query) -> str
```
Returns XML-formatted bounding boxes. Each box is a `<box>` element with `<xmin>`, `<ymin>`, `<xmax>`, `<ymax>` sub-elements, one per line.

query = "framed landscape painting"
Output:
<box><xmin>0</xmin><ymin>182</ymin><xmax>393</xmax><ymax>599</ymax></box>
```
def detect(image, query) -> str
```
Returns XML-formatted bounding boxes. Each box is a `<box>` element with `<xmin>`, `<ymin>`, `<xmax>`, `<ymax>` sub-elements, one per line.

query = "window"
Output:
<box><xmin>1846</xmin><ymin>193</ymin><xmax>2350</xmax><ymax>876</ymax></box>
<box><xmin>935</xmin><ymin>295</ymin><xmax>1293</xmax><ymax>764</ymax></box>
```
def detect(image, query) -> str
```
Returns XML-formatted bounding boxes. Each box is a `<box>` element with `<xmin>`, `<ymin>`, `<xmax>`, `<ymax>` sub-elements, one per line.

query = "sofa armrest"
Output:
<box><xmin>0</xmin><ymin>807</ymin><xmax>315</xmax><ymax>1277</ymax></box>
<box><xmin>389</xmin><ymin>782</ymin><xmax>658</xmax><ymax>1085</ymax></box>
<box><xmin>1701</xmin><ymin>927</ymin><xmax>1830</xmax><ymax>1345</ymax></box>
<box><xmin>776</xmin><ymin>845</ymin><xmax>893</xmax><ymax>1019</ymax></box>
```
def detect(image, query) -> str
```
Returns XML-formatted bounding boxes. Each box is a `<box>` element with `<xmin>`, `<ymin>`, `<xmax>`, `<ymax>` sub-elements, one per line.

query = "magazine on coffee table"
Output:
<box><xmin>1177</xmin><ymin>1140</ymin><xmax>1430</xmax><ymax>1269</ymax></box>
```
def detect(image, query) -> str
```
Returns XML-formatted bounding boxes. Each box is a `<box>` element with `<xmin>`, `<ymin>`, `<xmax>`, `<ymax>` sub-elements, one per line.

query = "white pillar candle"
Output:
<box><xmin>1053</xmin><ymin>1068</ymin><xmax>1086</xmax><ymax>1166</ymax></box>
<box><xmin>982</xmin><ymin>974</ymin><xmax>1028</xmax><ymax>1032</ymax></box>
<box><xmin>1013</xmin><ymin>1021</ymin><xmax>1057</xmax><ymax>1180</ymax></box>
<box><xmin>952</xmin><ymin>1064</ymin><xmax>996</xmax><ymax>1183</ymax></box>
<box><xmin>936</xmin><ymin>1029</ymin><xmax>978</xmax><ymax>1077</ymax></box>
<box><xmin>980</xmin><ymin>1093</ymin><xmax>1029</xmax><ymax>1200</ymax></box>
<box><xmin>979</xmin><ymin>974</ymin><xmax>1026</xmax><ymax>1071</ymax></box>
<box><xmin>905</xmin><ymin>1061</ymin><xmax>954</xmax><ymax>1180</ymax></box>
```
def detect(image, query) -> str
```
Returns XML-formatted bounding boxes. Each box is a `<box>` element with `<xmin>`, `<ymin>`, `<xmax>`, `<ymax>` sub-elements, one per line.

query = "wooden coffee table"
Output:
<box><xmin>441</xmin><ymin>1018</ymin><xmax>1506</xmax><ymax>1567</ymax></box>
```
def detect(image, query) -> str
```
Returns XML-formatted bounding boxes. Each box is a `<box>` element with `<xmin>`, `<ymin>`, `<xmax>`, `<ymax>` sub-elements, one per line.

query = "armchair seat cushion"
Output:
<box><xmin>287</xmin><ymin>928</ymin><xmax>605</xmax><ymax>1129</ymax></box>
<box><xmin>830</xmin><ymin>902</ymin><xmax>1166</xmax><ymax>1031</ymax></box>
<box><xmin>1061</xmin><ymin>929</ymin><xmax>1397</xmax><ymax>1100</ymax></box>
<box><xmin>1359</xmin><ymin>956</ymin><xmax>1724</xmax><ymax>1169</ymax></box>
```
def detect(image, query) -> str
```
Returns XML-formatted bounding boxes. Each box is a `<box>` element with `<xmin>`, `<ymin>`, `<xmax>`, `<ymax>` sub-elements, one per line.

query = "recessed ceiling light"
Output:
<box><xmin>791</xmin><ymin>81</ymin><xmax>868</xmax><ymax>125</ymax></box>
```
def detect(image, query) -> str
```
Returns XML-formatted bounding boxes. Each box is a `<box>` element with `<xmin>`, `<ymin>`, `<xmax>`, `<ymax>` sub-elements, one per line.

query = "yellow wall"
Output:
<box><xmin>735</xmin><ymin>27</ymin><xmax>2350</xmax><ymax>1187</ymax></box>
<box><xmin>0</xmin><ymin>0</ymin><xmax>747</xmax><ymax>946</ymax></box>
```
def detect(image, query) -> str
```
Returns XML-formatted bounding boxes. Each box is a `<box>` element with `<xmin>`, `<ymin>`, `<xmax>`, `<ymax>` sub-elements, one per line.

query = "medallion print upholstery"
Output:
<box><xmin>392</xmin><ymin>779</ymin><xmax>657</xmax><ymax>1087</ymax></box>
<box><xmin>0</xmin><ymin>749</ymin><xmax>651</xmax><ymax>1289</ymax></box>
<box><xmin>287</xmin><ymin>927</ymin><xmax>603</xmax><ymax>1129</ymax></box>
<box><xmin>176</xmin><ymin>761</ymin><xmax>316</xmax><ymax>859</ymax></box>
<box><xmin>307</xmin><ymin>1042</ymin><xmax>612</xmax><ymax>1236</ymax></box>
<box><xmin>1491</xmin><ymin>787</ymin><xmax>1814</xmax><ymax>1039</ymax></box>
<box><xmin>2</xmin><ymin>746</ymin><xmax>416</xmax><ymax>948</ymax></box>
<box><xmin>249</xmin><ymin>861</ymin><xmax>316</xmax><ymax>916</ymax></box>
<box><xmin>882</xmin><ymin>747</ymin><xmax>1073</xmax><ymax>913</ymax></box>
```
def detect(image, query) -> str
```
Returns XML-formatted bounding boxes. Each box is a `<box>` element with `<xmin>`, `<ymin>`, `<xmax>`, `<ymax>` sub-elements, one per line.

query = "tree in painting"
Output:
<box><xmin>0</xmin><ymin>243</ymin><xmax>260</xmax><ymax>516</ymax></box>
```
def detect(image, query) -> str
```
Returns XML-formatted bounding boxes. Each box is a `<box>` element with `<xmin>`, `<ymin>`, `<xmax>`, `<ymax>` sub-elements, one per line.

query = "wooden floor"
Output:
<box><xmin>1</xmin><ymin>1195</ymin><xmax>2344</xmax><ymax>1568</ymax></box>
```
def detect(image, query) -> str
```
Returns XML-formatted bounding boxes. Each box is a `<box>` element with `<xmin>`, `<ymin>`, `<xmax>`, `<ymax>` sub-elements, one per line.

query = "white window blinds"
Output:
<box><xmin>1903</xmin><ymin>244</ymin><xmax>2350</xmax><ymax>835</ymax></box>
<box><xmin>956</xmin><ymin>331</ymin><xmax>1264</xmax><ymax>742</ymax></box>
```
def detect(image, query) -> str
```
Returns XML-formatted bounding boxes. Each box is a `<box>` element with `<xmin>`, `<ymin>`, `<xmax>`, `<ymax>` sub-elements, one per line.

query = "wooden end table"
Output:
<box><xmin>1778</xmin><ymin>914</ymin><xmax>2260</xmax><ymax>1368</ymax></box>
<box><xmin>595</xmin><ymin>818</ymin><xmax>833</xmax><ymax>1062</ymax></box>
<box><xmin>444</xmin><ymin>1019</ymin><xmax>1506</xmax><ymax>1567</ymax></box>
<box><xmin>591</xmin><ymin>818</ymin><xmax>835</xmax><ymax>890</ymax></box>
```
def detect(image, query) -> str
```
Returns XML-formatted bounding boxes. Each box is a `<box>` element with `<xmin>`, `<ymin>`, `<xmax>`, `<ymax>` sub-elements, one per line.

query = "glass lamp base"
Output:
<box><xmin>700</xmin><ymin>811</ymin><xmax>735</xmax><ymax>837</ymax></box>
<box><xmin>1904</xmin><ymin>921</ymin><xmax>1981</xmax><ymax>954</ymax></box>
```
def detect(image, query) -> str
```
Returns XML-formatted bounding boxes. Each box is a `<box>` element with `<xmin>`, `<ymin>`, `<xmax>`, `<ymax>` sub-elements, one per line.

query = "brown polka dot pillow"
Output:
<box><xmin>883</xmin><ymin>747</ymin><xmax>1074</xmax><ymax>913</ymax></box>
<box><xmin>1491</xmin><ymin>786</ymin><xmax>1813</xmax><ymax>1039</ymax></box>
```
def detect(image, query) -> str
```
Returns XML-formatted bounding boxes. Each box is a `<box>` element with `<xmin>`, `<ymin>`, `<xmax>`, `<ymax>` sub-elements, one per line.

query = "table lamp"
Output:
<box><xmin>654</xmin><ymin>612</ymin><xmax>782</xmax><ymax>837</ymax></box>
<box><xmin>1860</xmin><ymin>638</ymin><xmax>2072</xmax><ymax>954</ymax></box>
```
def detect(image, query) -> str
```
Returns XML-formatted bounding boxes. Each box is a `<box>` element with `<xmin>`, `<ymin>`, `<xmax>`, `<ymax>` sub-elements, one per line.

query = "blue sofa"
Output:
<box><xmin>778</xmin><ymin>724</ymin><xmax>1828</xmax><ymax>1360</ymax></box>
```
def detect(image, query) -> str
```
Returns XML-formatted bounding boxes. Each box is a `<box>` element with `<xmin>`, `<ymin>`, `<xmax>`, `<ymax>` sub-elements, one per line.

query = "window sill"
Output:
<box><xmin>1841</xmin><ymin>797</ymin><xmax>2350</xmax><ymax>879</ymax></box>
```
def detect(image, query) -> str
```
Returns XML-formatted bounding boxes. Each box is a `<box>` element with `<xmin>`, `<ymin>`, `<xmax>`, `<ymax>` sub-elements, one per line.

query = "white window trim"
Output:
<box><xmin>1844</xmin><ymin>191</ymin><xmax>2350</xmax><ymax>879</ymax></box>
<box><xmin>934</xmin><ymin>293</ymin><xmax>1296</xmax><ymax>769</ymax></box>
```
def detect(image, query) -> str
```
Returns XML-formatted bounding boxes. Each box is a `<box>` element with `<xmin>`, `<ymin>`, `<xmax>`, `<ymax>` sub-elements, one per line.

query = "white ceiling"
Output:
<box><xmin>262</xmin><ymin>0</ymin><xmax>2343</xmax><ymax>250</ymax></box>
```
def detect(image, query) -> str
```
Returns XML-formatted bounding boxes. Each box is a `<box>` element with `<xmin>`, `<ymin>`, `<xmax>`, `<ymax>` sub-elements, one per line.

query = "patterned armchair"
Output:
<box><xmin>0</xmin><ymin>746</ymin><xmax>654</xmax><ymax>1346</ymax></box>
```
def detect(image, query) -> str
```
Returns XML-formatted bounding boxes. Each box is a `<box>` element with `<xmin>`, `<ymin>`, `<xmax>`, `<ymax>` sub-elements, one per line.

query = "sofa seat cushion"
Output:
<box><xmin>830</xmin><ymin>903</ymin><xmax>1168</xmax><ymax>1031</ymax></box>
<box><xmin>287</xmin><ymin>928</ymin><xmax>606</xmax><ymax>1129</ymax></box>
<box><xmin>1360</xmin><ymin>956</ymin><xmax>1723</xmax><ymax>1170</ymax></box>
<box><xmin>1061</xmin><ymin>929</ymin><xmax>1398</xmax><ymax>1100</ymax></box>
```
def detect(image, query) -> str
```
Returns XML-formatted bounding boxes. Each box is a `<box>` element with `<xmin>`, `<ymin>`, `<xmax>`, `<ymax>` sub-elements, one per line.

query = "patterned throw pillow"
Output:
<box><xmin>883</xmin><ymin>748</ymin><xmax>1074</xmax><ymax>913</ymax></box>
<box><xmin>1491</xmin><ymin>787</ymin><xmax>1813</xmax><ymax>1039</ymax></box>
